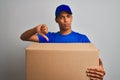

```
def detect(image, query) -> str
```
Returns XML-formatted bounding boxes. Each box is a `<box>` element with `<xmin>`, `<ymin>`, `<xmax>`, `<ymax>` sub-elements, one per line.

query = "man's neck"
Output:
<box><xmin>59</xmin><ymin>29</ymin><xmax>72</xmax><ymax>35</ymax></box>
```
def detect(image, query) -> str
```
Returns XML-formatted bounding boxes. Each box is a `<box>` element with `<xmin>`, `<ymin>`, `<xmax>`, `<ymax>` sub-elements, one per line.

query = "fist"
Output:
<box><xmin>36</xmin><ymin>24</ymin><xmax>48</xmax><ymax>35</ymax></box>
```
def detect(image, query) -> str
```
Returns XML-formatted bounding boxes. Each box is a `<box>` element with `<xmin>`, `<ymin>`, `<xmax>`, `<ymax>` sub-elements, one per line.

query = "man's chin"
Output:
<box><xmin>60</xmin><ymin>25</ymin><xmax>71</xmax><ymax>31</ymax></box>
<box><xmin>63</xmin><ymin>27</ymin><xmax>70</xmax><ymax>31</ymax></box>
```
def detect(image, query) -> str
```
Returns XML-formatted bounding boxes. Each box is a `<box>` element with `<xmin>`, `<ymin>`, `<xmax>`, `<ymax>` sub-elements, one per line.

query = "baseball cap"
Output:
<box><xmin>55</xmin><ymin>4</ymin><xmax>72</xmax><ymax>17</ymax></box>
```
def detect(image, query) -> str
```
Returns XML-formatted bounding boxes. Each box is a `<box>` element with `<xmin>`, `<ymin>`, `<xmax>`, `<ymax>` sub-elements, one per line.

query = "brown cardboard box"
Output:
<box><xmin>26</xmin><ymin>43</ymin><xmax>99</xmax><ymax>80</ymax></box>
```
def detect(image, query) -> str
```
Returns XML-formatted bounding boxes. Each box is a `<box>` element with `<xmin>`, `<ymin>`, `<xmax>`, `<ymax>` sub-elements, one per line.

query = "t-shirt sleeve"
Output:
<box><xmin>37</xmin><ymin>33</ymin><xmax>48</xmax><ymax>43</ymax></box>
<box><xmin>37</xmin><ymin>32</ymin><xmax>54</xmax><ymax>43</ymax></box>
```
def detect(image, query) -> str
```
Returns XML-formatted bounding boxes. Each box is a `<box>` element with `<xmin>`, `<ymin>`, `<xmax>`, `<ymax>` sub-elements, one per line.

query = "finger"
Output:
<box><xmin>40</xmin><ymin>24</ymin><xmax>47</xmax><ymax>29</ymax></box>
<box><xmin>87</xmin><ymin>58</ymin><xmax>106</xmax><ymax>76</ymax></box>
<box><xmin>87</xmin><ymin>71</ymin><xmax>104</xmax><ymax>79</ymax></box>
<box><xmin>40</xmin><ymin>24</ymin><xmax>47</xmax><ymax>30</ymax></box>
<box><xmin>41</xmin><ymin>24</ymin><xmax>46</xmax><ymax>28</ymax></box>
<box><xmin>87</xmin><ymin>72</ymin><xmax>103</xmax><ymax>79</ymax></box>
<box><xmin>87</xmin><ymin>68</ymin><xmax>105</xmax><ymax>77</ymax></box>
<box><xmin>87</xmin><ymin>68</ymin><xmax>105</xmax><ymax>74</ymax></box>
<box><xmin>41</xmin><ymin>34</ymin><xmax>49</xmax><ymax>41</ymax></box>
<box><xmin>36</xmin><ymin>24</ymin><xmax>43</xmax><ymax>32</ymax></box>
<box><xmin>90</xmin><ymin>77</ymin><xmax>103</xmax><ymax>80</ymax></box>
<box><xmin>36</xmin><ymin>24</ymin><xmax>48</xmax><ymax>34</ymax></box>
<box><xmin>41</xmin><ymin>27</ymin><xmax>48</xmax><ymax>34</ymax></box>
<box><xmin>40</xmin><ymin>25</ymin><xmax>47</xmax><ymax>31</ymax></box>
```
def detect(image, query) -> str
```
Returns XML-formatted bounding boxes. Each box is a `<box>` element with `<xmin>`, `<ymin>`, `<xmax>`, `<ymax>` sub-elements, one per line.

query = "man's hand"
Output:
<box><xmin>86</xmin><ymin>58</ymin><xmax>105</xmax><ymax>80</ymax></box>
<box><xmin>35</xmin><ymin>24</ymin><xmax>49</xmax><ymax>41</ymax></box>
<box><xmin>36</xmin><ymin>24</ymin><xmax>48</xmax><ymax>34</ymax></box>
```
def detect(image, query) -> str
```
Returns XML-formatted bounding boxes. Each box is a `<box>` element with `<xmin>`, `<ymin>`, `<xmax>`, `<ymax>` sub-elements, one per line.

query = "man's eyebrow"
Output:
<box><xmin>59</xmin><ymin>15</ymin><xmax>64</xmax><ymax>17</ymax></box>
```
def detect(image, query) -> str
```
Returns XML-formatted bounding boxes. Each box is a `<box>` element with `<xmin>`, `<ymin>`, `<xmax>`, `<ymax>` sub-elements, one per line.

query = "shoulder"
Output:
<box><xmin>72</xmin><ymin>31</ymin><xmax>91</xmax><ymax>43</ymax></box>
<box><xmin>71</xmin><ymin>31</ymin><xmax>85</xmax><ymax>36</ymax></box>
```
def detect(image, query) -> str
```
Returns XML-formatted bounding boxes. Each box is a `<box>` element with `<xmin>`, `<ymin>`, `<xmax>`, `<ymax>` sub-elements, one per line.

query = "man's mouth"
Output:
<box><xmin>64</xmin><ymin>24</ymin><xmax>70</xmax><ymax>27</ymax></box>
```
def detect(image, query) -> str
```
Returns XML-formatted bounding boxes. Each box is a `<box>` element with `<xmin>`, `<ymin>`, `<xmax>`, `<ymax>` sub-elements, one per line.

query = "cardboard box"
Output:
<box><xmin>26</xmin><ymin>43</ymin><xmax>99</xmax><ymax>80</ymax></box>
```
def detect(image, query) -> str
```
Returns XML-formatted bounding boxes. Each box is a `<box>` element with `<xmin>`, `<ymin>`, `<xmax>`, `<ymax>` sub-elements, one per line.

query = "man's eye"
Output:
<box><xmin>60</xmin><ymin>17</ymin><xmax>64</xmax><ymax>19</ymax></box>
<box><xmin>67</xmin><ymin>15</ymin><xmax>70</xmax><ymax>18</ymax></box>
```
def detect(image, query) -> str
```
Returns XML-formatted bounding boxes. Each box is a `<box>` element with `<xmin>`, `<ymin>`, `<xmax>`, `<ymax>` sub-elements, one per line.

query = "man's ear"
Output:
<box><xmin>55</xmin><ymin>18</ymin><xmax>58</xmax><ymax>23</ymax></box>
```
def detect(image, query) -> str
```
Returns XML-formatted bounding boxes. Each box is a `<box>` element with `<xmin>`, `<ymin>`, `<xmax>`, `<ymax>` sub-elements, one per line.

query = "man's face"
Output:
<box><xmin>56</xmin><ymin>11</ymin><xmax>72</xmax><ymax>31</ymax></box>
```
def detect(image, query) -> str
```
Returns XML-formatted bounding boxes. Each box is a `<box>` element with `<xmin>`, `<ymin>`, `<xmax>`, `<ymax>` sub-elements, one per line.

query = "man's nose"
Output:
<box><xmin>64</xmin><ymin>17</ymin><xmax>68</xmax><ymax>22</ymax></box>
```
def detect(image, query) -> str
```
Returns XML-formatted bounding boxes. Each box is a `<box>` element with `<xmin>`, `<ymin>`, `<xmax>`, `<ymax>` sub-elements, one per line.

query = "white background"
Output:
<box><xmin>0</xmin><ymin>0</ymin><xmax>120</xmax><ymax>80</ymax></box>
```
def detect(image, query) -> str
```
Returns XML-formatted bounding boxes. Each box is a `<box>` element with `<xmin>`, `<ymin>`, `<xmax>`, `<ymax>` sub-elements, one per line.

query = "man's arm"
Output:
<box><xmin>20</xmin><ymin>24</ymin><xmax>48</xmax><ymax>42</ymax></box>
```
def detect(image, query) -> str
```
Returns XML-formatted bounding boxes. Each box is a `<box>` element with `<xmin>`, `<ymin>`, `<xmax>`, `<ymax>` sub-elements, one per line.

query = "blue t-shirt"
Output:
<box><xmin>37</xmin><ymin>31</ymin><xmax>90</xmax><ymax>43</ymax></box>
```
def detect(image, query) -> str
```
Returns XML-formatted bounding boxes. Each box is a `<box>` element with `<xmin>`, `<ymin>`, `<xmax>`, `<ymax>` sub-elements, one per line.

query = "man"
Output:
<box><xmin>20</xmin><ymin>4</ymin><xmax>105</xmax><ymax>80</ymax></box>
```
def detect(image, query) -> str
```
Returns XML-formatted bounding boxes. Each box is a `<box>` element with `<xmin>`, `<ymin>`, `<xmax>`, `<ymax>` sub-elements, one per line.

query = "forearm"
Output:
<box><xmin>20</xmin><ymin>27</ymin><xmax>37</xmax><ymax>41</ymax></box>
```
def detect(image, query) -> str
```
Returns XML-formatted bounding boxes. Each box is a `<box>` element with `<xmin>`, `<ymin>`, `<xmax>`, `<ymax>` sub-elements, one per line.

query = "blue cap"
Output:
<box><xmin>55</xmin><ymin>4</ymin><xmax>72</xmax><ymax>17</ymax></box>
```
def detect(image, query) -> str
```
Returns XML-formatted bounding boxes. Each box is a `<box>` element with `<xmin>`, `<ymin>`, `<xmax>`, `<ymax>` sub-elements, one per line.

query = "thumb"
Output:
<box><xmin>99</xmin><ymin>58</ymin><xmax>106</xmax><ymax>76</ymax></box>
<box><xmin>99</xmin><ymin>58</ymin><xmax>103</xmax><ymax>68</ymax></box>
<box><xmin>40</xmin><ymin>34</ymin><xmax>49</xmax><ymax>42</ymax></box>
